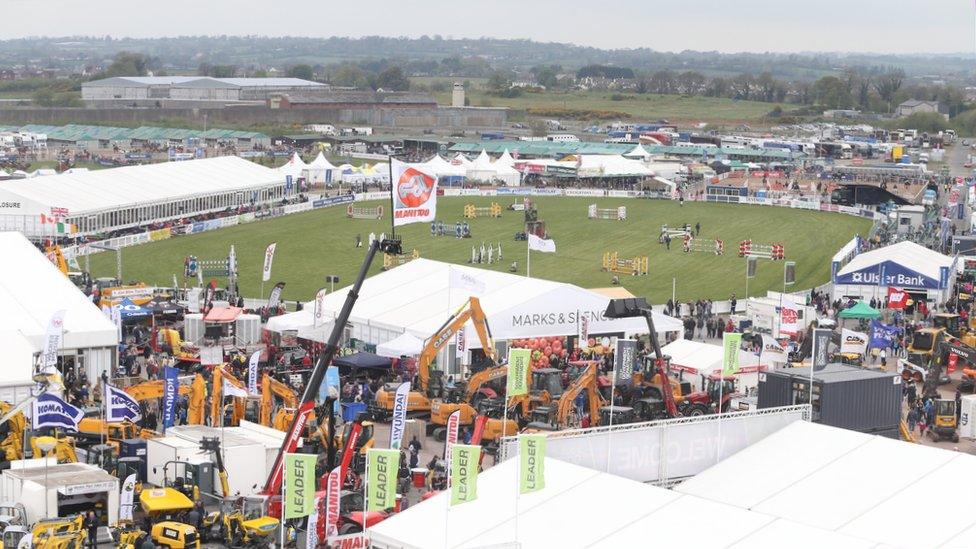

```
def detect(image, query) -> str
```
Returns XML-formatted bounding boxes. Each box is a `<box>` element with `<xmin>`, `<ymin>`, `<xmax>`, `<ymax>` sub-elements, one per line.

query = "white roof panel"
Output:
<box><xmin>836</xmin><ymin>240</ymin><xmax>953</xmax><ymax>282</ymax></box>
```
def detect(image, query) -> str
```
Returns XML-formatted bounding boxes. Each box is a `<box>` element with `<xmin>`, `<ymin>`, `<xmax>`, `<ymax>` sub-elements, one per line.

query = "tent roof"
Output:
<box><xmin>0</xmin><ymin>156</ymin><xmax>282</xmax><ymax>216</ymax></box>
<box><xmin>369</xmin><ymin>456</ymin><xmax>879</xmax><ymax>549</ymax></box>
<box><xmin>277</xmin><ymin>152</ymin><xmax>308</xmax><ymax>177</ymax></box>
<box><xmin>333</xmin><ymin>352</ymin><xmax>392</xmax><ymax>371</ymax></box>
<box><xmin>495</xmin><ymin>149</ymin><xmax>515</xmax><ymax>168</ymax></box>
<box><xmin>0</xmin><ymin>330</ymin><xmax>39</xmax><ymax>384</ymax></box>
<box><xmin>661</xmin><ymin>338</ymin><xmax>763</xmax><ymax>376</ymax></box>
<box><xmin>838</xmin><ymin>301</ymin><xmax>881</xmax><ymax>319</ymax></box>
<box><xmin>204</xmin><ymin>306</ymin><xmax>243</xmax><ymax>323</ymax></box>
<box><xmin>307</xmin><ymin>152</ymin><xmax>336</xmax><ymax>170</ymax></box>
<box><xmin>677</xmin><ymin>420</ymin><xmax>975</xmax><ymax>548</ymax></box>
<box><xmin>451</xmin><ymin>153</ymin><xmax>473</xmax><ymax>168</ymax></box>
<box><xmin>375</xmin><ymin>332</ymin><xmax>424</xmax><ymax>358</ymax></box>
<box><xmin>836</xmin><ymin>240</ymin><xmax>953</xmax><ymax>283</ymax></box>
<box><xmin>624</xmin><ymin>144</ymin><xmax>652</xmax><ymax>158</ymax></box>
<box><xmin>266</xmin><ymin>259</ymin><xmax>682</xmax><ymax>344</ymax></box>
<box><xmin>0</xmin><ymin>232</ymin><xmax>117</xmax><ymax>352</ymax></box>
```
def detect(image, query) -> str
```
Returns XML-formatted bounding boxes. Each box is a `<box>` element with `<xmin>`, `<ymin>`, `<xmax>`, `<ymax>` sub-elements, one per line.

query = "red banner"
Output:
<box><xmin>887</xmin><ymin>287</ymin><xmax>908</xmax><ymax>309</ymax></box>
<box><xmin>949</xmin><ymin>352</ymin><xmax>958</xmax><ymax>373</ymax></box>
<box><xmin>325</xmin><ymin>467</ymin><xmax>341</xmax><ymax>539</ymax></box>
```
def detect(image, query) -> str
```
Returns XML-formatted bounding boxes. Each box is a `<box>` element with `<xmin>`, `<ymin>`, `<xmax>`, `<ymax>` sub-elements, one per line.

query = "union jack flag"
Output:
<box><xmin>50</xmin><ymin>207</ymin><xmax>69</xmax><ymax>218</ymax></box>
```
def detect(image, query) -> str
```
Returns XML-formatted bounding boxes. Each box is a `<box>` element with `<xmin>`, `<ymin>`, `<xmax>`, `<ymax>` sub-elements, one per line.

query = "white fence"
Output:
<box><xmin>499</xmin><ymin>405</ymin><xmax>809</xmax><ymax>484</ymax></box>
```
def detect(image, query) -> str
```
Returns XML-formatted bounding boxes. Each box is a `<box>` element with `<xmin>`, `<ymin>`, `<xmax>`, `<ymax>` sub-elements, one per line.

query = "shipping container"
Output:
<box><xmin>758</xmin><ymin>364</ymin><xmax>902</xmax><ymax>437</ymax></box>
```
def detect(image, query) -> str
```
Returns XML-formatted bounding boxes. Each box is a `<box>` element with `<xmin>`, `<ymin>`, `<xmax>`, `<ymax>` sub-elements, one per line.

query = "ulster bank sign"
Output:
<box><xmin>833</xmin><ymin>260</ymin><xmax>948</xmax><ymax>290</ymax></box>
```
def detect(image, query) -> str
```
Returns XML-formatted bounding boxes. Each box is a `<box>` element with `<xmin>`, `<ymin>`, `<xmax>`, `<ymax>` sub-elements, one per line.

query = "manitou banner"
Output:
<box><xmin>392</xmin><ymin>159</ymin><xmax>437</xmax><ymax>227</ymax></box>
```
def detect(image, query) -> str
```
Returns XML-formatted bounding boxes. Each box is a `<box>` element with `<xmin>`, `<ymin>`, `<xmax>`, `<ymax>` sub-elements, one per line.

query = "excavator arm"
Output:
<box><xmin>925</xmin><ymin>333</ymin><xmax>976</xmax><ymax>398</ymax></box>
<box><xmin>555</xmin><ymin>363</ymin><xmax>605</xmax><ymax>428</ymax></box>
<box><xmin>260</xmin><ymin>374</ymin><xmax>299</xmax><ymax>428</ymax></box>
<box><xmin>210</xmin><ymin>367</ymin><xmax>248</xmax><ymax>427</ymax></box>
<box><xmin>418</xmin><ymin>297</ymin><xmax>496</xmax><ymax>395</ymax></box>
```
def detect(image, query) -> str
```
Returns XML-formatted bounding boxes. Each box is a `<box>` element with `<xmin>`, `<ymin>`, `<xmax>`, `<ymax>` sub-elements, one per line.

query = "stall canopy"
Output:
<box><xmin>333</xmin><ymin>352</ymin><xmax>391</xmax><ymax>372</ymax></box>
<box><xmin>116</xmin><ymin>298</ymin><xmax>151</xmax><ymax>320</ymax></box>
<box><xmin>834</xmin><ymin>240</ymin><xmax>955</xmax><ymax>290</ymax></box>
<box><xmin>0</xmin><ymin>232</ymin><xmax>117</xmax><ymax>353</ymax></box>
<box><xmin>838</xmin><ymin>301</ymin><xmax>881</xmax><ymax>319</ymax></box>
<box><xmin>677</xmin><ymin>420</ymin><xmax>976</xmax><ymax>548</ymax></box>
<box><xmin>204</xmin><ymin>306</ymin><xmax>243</xmax><ymax>323</ymax></box>
<box><xmin>661</xmin><ymin>339</ymin><xmax>763</xmax><ymax>376</ymax></box>
<box><xmin>265</xmin><ymin>259</ymin><xmax>682</xmax><ymax>345</ymax></box>
<box><xmin>148</xmin><ymin>296</ymin><xmax>184</xmax><ymax>316</ymax></box>
<box><xmin>375</xmin><ymin>332</ymin><xmax>424</xmax><ymax>358</ymax></box>
<box><xmin>368</xmin><ymin>456</ymin><xmax>878</xmax><ymax>549</ymax></box>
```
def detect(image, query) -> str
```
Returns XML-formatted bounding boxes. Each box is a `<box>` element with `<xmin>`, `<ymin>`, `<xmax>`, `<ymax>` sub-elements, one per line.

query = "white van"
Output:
<box><xmin>546</xmin><ymin>134</ymin><xmax>580</xmax><ymax>143</ymax></box>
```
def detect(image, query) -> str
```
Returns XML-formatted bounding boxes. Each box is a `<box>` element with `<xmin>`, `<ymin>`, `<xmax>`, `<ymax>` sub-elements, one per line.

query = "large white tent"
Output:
<box><xmin>303</xmin><ymin>152</ymin><xmax>337</xmax><ymax>184</ymax></box>
<box><xmin>662</xmin><ymin>338</ymin><xmax>767</xmax><ymax>391</ymax></box>
<box><xmin>369</xmin><ymin>457</ymin><xmax>879</xmax><ymax>549</ymax></box>
<box><xmin>276</xmin><ymin>152</ymin><xmax>308</xmax><ymax>178</ymax></box>
<box><xmin>0</xmin><ymin>156</ymin><xmax>285</xmax><ymax>236</ymax></box>
<box><xmin>832</xmin><ymin>240</ymin><xmax>956</xmax><ymax>303</ymax></box>
<box><xmin>419</xmin><ymin>155</ymin><xmax>466</xmax><ymax>178</ymax></box>
<box><xmin>0</xmin><ymin>232</ymin><xmax>117</xmax><ymax>382</ymax></box>
<box><xmin>677</xmin><ymin>420</ymin><xmax>976</xmax><ymax>548</ymax></box>
<box><xmin>266</xmin><ymin>259</ymin><xmax>681</xmax><ymax>372</ymax></box>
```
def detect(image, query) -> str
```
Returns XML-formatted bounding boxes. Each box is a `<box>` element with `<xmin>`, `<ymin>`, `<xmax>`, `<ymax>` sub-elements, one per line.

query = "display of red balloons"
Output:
<box><xmin>553</xmin><ymin>340</ymin><xmax>562</xmax><ymax>351</ymax></box>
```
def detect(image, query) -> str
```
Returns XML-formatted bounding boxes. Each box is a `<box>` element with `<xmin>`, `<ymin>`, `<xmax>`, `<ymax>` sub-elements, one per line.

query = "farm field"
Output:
<box><xmin>90</xmin><ymin>197</ymin><xmax>870</xmax><ymax>304</ymax></box>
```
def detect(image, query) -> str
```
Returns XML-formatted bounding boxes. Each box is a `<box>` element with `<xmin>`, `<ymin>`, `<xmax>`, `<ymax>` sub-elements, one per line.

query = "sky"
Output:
<box><xmin>3</xmin><ymin>0</ymin><xmax>975</xmax><ymax>54</ymax></box>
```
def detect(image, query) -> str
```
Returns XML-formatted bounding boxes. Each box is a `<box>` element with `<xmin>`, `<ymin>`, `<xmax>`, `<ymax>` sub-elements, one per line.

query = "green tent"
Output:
<box><xmin>838</xmin><ymin>301</ymin><xmax>881</xmax><ymax>319</ymax></box>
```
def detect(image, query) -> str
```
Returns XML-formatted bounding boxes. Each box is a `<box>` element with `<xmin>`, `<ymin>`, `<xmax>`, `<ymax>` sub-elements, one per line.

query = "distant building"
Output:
<box><xmin>82</xmin><ymin>76</ymin><xmax>327</xmax><ymax>105</ymax></box>
<box><xmin>452</xmin><ymin>82</ymin><xmax>465</xmax><ymax>107</ymax></box>
<box><xmin>822</xmin><ymin>109</ymin><xmax>861</xmax><ymax>119</ymax></box>
<box><xmin>895</xmin><ymin>99</ymin><xmax>946</xmax><ymax>119</ymax></box>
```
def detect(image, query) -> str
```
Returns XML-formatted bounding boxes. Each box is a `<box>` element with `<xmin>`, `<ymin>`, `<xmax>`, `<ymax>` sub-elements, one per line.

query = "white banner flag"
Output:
<box><xmin>247</xmin><ymin>351</ymin><xmax>261</xmax><ymax>396</ymax></box>
<box><xmin>223</xmin><ymin>378</ymin><xmax>249</xmax><ymax>399</ymax></box>
<box><xmin>306</xmin><ymin>495</ymin><xmax>320</xmax><ymax>549</ymax></box>
<box><xmin>119</xmin><ymin>474</ymin><xmax>137</xmax><ymax>522</ymax></box>
<box><xmin>779</xmin><ymin>299</ymin><xmax>799</xmax><ymax>336</ymax></box>
<box><xmin>389</xmin><ymin>382</ymin><xmax>411</xmax><ymax>450</ymax></box>
<box><xmin>392</xmin><ymin>158</ymin><xmax>437</xmax><ymax>227</ymax></box>
<box><xmin>42</xmin><ymin>310</ymin><xmax>66</xmax><ymax>373</ymax></box>
<box><xmin>262</xmin><ymin>242</ymin><xmax>277</xmax><ymax>282</ymax></box>
<box><xmin>841</xmin><ymin>328</ymin><xmax>869</xmax><ymax>356</ymax></box>
<box><xmin>528</xmin><ymin>233</ymin><xmax>556</xmax><ymax>253</ymax></box>
<box><xmin>445</xmin><ymin>409</ymin><xmax>461</xmax><ymax>471</ymax></box>
<box><xmin>313</xmin><ymin>287</ymin><xmax>329</xmax><ymax>328</ymax></box>
<box><xmin>325</xmin><ymin>467</ymin><xmax>341</xmax><ymax>539</ymax></box>
<box><xmin>760</xmin><ymin>334</ymin><xmax>788</xmax><ymax>363</ymax></box>
<box><xmin>449</xmin><ymin>266</ymin><xmax>486</xmax><ymax>294</ymax></box>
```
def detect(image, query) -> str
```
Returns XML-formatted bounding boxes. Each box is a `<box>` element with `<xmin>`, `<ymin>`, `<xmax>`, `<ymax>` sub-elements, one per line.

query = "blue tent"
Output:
<box><xmin>116</xmin><ymin>298</ymin><xmax>151</xmax><ymax>320</ymax></box>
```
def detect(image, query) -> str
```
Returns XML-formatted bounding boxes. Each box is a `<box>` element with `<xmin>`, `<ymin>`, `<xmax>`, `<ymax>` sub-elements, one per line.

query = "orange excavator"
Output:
<box><xmin>372</xmin><ymin>297</ymin><xmax>495</xmax><ymax>418</ymax></box>
<box><xmin>524</xmin><ymin>361</ymin><xmax>606</xmax><ymax>431</ymax></box>
<box><xmin>210</xmin><ymin>367</ymin><xmax>249</xmax><ymax>427</ymax></box>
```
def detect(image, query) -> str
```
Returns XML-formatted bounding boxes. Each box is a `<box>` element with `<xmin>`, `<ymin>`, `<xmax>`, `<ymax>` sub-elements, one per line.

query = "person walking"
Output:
<box><xmin>84</xmin><ymin>511</ymin><xmax>98</xmax><ymax>549</ymax></box>
<box><xmin>879</xmin><ymin>348</ymin><xmax>887</xmax><ymax>370</ymax></box>
<box><xmin>907</xmin><ymin>406</ymin><xmax>918</xmax><ymax>433</ymax></box>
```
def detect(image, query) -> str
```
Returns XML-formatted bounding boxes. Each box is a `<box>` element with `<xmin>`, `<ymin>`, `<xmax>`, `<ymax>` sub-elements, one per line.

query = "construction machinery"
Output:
<box><xmin>149</xmin><ymin>522</ymin><xmax>201</xmax><ymax>549</ymax></box>
<box><xmin>525</xmin><ymin>362</ymin><xmax>606</xmax><ymax>431</ymax></box>
<box><xmin>210</xmin><ymin>367</ymin><xmax>249</xmax><ymax>427</ymax></box>
<box><xmin>259</xmin><ymin>375</ymin><xmax>298</xmax><ymax>430</ymax></box>
<box><xmin>0</xmin><ymin>403</ymin><xmax>27</xmax><ymax>468</ymax></box>
<box><xmin>373</xmin><ymin>296</ymin><xmax>496</xmax><ymax>419</ymax></box>
<box><xmin>928</xmin><ymin>399</ymin><xmax>960</xmax><ymax>443</ymax></box>
<box><xmin>156</xmin><ymin>327</ymin><xmax>200</xmax><ymax>364</ymax></box>
<box><xmin>920</xmin><ymin>331</ymin><xmax>976</xmax><ymax>397</ymax></box>
<box><xmin>139</xmin><ymin>488</ymin><xmax>201</xmax><ymax>548</ymax></box>
<box><xmin>260</xmin><ymin>237</ymin><xmax>402</xmax><ymax>519</ymax></box>
<box><xmin>30</xmin><ymin>516</ymin><xmax>87</xmax><ymax>549</ymax></box>
<box><xmin>29</xmin><ymin>435</ymin><xmax>78</xmax><ymax>464</ymax></box>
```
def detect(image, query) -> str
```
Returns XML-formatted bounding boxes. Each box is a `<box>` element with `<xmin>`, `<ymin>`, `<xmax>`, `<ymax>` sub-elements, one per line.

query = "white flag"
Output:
<box><xmin>445</xmin><ymin>409</ymin><xmax>461</xmax><ymax>472</ymax></box>
<box><xmin>306</xmin><ymin>495</ymin><xmax>320</xmax><ymax>549</ymax></box>
<box><xmin>313</xmin><ymin>287</ymin><xmax>329</xmax><ymax>328</ymax></box>
<box><xmin>759</xmin><ymin>334</ymin><xmax>788</xmax><ymax>363</ymax></box>
<box><xmin>391</xmin><ymin>158</ymin><xmax>437</xmax><ymax>227</ymax></box>
<box><xmin>449</xmin><ymin>266</ymin><xmax>486</xmax><ymax>294</ymax></box>
<box><xmin>528</xmin><ymin>233</ymin><xmax>556</xmax><ymax>253</ymax></box>
<box><xmin>247</xmin><ymin>351</ymin><xmax>261</xmax><ymax>396</ymax></box>
<box><xmin>779</xmin><ymin>299</ymin><xmax>799</xmax><ymax>336</ymax></box>
<box><xmin>389</xmin><ymin>382</ymin><xmax>411</xmax><ymax>450</ymax></box>
<box><xmin>105</xmin><ymin>384</ymin><xmax>142</xmax><ymax>422</ymax></box>
<box><xmin>223</xmin><ymin>378</ymin><xmax>249</xmax><ymax>399</ymax></box>
<box><xmin>262</xmin><ymin>242</ymin><xmax>277</xmax><ymax>282</ymax></box>
<box><xmin>120</xmin><ymin>474</ymin><xmax>137</xmax><ymax>522</ymax></box>
<box><xmin>42</xmin><ymin>310</ymin><xmax>66</xmax><ymax>373</ymax></box>
<box><xmin>841</xmin><ymin>328</ymin><xmax>869</xmax><ymax>356</ymax></box>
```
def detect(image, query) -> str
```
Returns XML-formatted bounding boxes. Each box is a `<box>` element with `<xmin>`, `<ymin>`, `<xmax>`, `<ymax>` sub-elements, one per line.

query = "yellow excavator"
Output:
<box><xmin>77</xmin><ymin>374</ymin><xmax>206</xmax><ymax>446</ymax></box>
<box><xmin>30</xmin><ymin>515</ymin><xmax>87</xmax><ymax>549</ymax></box>
<box><xmin>29</xmin><ymin>435</ymin><xmax>79</xmax><ymax>464</ymax></box>
<box><xmin>524</xmin><ymin>362</ymin><xmax>606</xmax><ymax>432</ymax></box>
<box><xmin>157</xmin><ymin>327</ymin><xmax>200</xmax><ymax>363</ymax></box>
<box><xmin>139</xmin><ymin>488</ymin><xmax>201</xmax><ymax>548</ymax></box>
<box><xmin>260</xmin><ymin>375</ymin><xmax>298</xmax><ymax>431</ymax></box>
<box><xmin>210</xmin><ymin>367</ymin><xmax>249</xmax><ymax>427</ymax></box>
<box><xmin>373</xmin><ymin>297</ymin><xmax>496</xmax><ymax>418</ymax></box>
<box><xmin>0</xmin><ymin>401</ymin><xmax>27</xmax><ymax>464</ymax></box>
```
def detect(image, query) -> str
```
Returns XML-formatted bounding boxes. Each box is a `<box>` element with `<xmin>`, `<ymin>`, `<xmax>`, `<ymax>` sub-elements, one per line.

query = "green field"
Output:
<box><xmin>90</xmin><ymin>197</ymin><xmax>869</xmax><ymax>303</ymax></box>
<box><xmin>433</xmin><ymin>90</ymin><xmax>781</xmax><ymax>123</ymax></box>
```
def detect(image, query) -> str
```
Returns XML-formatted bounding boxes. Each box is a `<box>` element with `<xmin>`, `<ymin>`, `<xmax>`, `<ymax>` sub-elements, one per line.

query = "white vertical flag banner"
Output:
<box><xmin>247</xmin><ymin>350</ymin><xmax>261</xmax><ymax>396</ymax></box>
<box><xmin>760</xmin><ymin>334</ymin><xmax>788</xmax><ymax>362</ymax></box>
<box><xmin>119</xmin><ymin>474</ymin><xmax>137</xmax><ymax>522</ymax></box>
<box><xmin>449</xmin><ymin>266</ymin><xmax>486</xmax><ymax>294</ymax></box>
<box><xmin>445</xmin><ymin>409</ymin><xmax>461</xmax><ymax>472</ymax></box>
<box><xmin>313</xmin><ymin>287</ymin><xmax>329</xmax><ymax>328</ymax></box>
<box><xmin>779</xmin><ymin>299</ymin><xmax>799</xmax><ymax>336</ymax></box>
<box><xmin>389</xmin><ymin>382</ymin><xmax>411</xmax><ymax>450</ymax></box>
<box><xmin>42</xmin><ymin>309</ymin><xmax>67</xmax><ymax>373</ymax></box>
<box><xmin>392</xmin><ymin>158</ymin><xmax>437</xmax><ymax>227</ymax></box>
<box><xmin>527</xmin><ymin>233</ymin><xmax>556</xmax><ymax>253</ymax></box>
<box><xmin>262</xmin><ymin>242</ymin><xmax>277</xmax><ymax>282</ymax></box>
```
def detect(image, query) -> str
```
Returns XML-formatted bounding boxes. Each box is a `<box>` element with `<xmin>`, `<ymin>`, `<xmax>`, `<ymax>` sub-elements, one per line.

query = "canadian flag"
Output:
<box><xmin>887</xmin><ymin>287</ymin><xmax>909</xmax><ymax>309</ymax></box>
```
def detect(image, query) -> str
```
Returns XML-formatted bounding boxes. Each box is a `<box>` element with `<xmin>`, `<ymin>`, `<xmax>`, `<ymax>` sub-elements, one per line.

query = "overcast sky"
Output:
<box><xmin>3</xmin><ymin>0</ymin><xmax>975</xmax><ymax>54</ymax></box>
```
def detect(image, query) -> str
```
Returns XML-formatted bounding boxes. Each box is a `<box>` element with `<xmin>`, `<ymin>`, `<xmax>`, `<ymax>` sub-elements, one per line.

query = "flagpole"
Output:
<box><xmin>526</xmin><ymin>239</ymin><xmax>530</xmax><ymax>278</ymax></box>
<box><xmin>606</xmin><ymin>359</ymin><xmax>616</xmax><ymax>473</ymax></box>
<box><xmin>280</xmin><ymin>457</ymin><xmax>286</xmax><ymax>549</ymax></box>
<box><xmin>362</xmin><ymin>450</ymin><xmax>369</xmax><ymax>547</ymax></box>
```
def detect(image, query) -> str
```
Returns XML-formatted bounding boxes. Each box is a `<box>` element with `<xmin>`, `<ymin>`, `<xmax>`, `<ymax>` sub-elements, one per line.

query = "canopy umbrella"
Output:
<box><xmin>116</xmin><ymin>297</ymin><xmax>152</xmax><ymax>320</ymax></box>
<box><xmin>334</xmin><ymin>352</ymin><xmax>392</xmax><ymax>374</ymax></box>
<box><xmin>149</xmin><ymin>296</ymin><xmax>185</xmax><ymax>316</ymax></box>
<box><xmin>376</xmin><ymin>333</ymin><xmax>425</xmax><ymax>358</ymax></box>
<box><xmin>838</xmin><ymin>301</ymin><xmax>881</xmax><ymax>320</ymax></box>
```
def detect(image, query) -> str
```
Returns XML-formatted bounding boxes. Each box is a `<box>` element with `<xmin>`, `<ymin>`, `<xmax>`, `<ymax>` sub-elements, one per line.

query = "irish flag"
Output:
<box><xmin>40</xmin><ymin>214</ymin><xmax>76</xmax><ymax>234</ymax></box>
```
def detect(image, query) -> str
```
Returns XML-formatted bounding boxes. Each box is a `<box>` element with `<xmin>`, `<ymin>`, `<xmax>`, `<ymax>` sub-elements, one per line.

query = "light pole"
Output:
<box><xmin>326</xmin><ymin>275</ymin><xmax>339</xmax><ymax>293</ymax></box>
<box><xmin>35</xmin><ymin>436</ymin><xmax>57</xmax><ymax>518</ymax></box>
